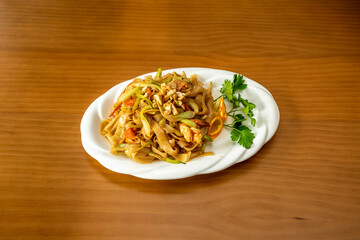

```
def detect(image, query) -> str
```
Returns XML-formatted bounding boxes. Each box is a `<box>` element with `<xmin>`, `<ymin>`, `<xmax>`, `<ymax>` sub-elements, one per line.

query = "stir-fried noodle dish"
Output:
<box><xmin>100</xmin><ymin>69</ymin><xmax>226</xmax><ymax>164</ymax></box>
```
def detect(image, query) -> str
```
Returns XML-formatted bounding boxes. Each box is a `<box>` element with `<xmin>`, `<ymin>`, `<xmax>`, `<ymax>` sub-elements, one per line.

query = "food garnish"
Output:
<box><xmin>219</xmin><ymin>74</ymin><xmax>256</xmax><ymax>149</ymax></box>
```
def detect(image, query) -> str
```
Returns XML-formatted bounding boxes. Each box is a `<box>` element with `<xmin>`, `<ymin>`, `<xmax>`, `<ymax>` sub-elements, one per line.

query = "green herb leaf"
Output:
<box><xmin>219</xmin><ymin>74</ymin><xmax>257</xmax><ymax>148</ymax></box>
<box><xmin>230</xmin><ymin>125</ymin><xmax>255</xmax><ymax>149</ymax></box>
<box><xmin>242</xmin><ymin>105</ymin><xmax>249</xmax><ymax>115</ymax></box>
<box><xmin>220</xmin><ymin>80</ymin><xmax>233</xmax><ymax>101</ymax></box>
<box><xmin>239</xmin><ymin>98</ymin><xmax>256</xmax><ymax>110</ymax></box>
<box><xmin>233</xmin><ymin>74</ymin><xmax>247</xmax><ymax>92</ymax></box>
<box><xmin>233</xmin><ymin>114</ymin><xmax>246</xmax><ymax>122</ymax></box>
<box><xmin>250</xmin><ymin>117</ymin><xmax>256</xmax><ymax>126</ymax></box>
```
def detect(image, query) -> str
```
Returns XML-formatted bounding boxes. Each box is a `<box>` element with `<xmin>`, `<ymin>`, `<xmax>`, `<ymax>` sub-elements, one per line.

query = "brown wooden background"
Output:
<box><xmin>1</xmin><ymin>0</ymin><xmax>360</xmax><ymax>239</ymax></box>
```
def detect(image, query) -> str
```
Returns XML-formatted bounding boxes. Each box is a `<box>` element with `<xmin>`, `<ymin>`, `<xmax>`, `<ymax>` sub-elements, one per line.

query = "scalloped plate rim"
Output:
<box><xmin>80</xmin><ymin>67</ymin><xmax>280</xmax><ymax>180</ymax></box>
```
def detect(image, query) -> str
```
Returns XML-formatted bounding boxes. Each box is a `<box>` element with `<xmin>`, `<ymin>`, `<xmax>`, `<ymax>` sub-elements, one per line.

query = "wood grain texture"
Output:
<box><xmin>1</xmin><ymin>0</ymin><xmax>360</xmax><ymax>239</ymax></box>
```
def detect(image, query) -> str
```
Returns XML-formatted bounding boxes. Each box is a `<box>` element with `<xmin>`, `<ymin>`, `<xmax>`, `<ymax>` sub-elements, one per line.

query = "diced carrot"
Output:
<box><xmin>147</xmin><ymin>87</ymin><xmax>151</xmax><ymax>95</ymax></box>
<box><xmin>124</xmin><ymin>128</ymin><xmax>136</xmax><ymax>140</ymax></box>
<box><xmin>123</xmin><ymin>98</ymin><xmax>136</xmax><ymax>106</ymax></box>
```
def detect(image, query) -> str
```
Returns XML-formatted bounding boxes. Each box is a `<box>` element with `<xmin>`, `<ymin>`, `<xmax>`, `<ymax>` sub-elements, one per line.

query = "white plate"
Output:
<box><xmin>80</xmin><ymin>68</ymin><xmax>280</xmax><ymax>180</ymax></box>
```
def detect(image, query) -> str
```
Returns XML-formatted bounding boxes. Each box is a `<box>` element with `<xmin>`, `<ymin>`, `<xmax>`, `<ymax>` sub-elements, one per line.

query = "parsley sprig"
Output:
<box><xmin>219</xmin><ymin>74</ymin><xmax>256</xmax><ymax>149</ymax></box>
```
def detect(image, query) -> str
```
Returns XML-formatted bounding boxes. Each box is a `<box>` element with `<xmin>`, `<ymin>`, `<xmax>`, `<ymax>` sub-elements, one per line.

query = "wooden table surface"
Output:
<box><xmin>1</xmin><ymin>0</ymin><xmax>360</xmax><ymax>239</ymax></box>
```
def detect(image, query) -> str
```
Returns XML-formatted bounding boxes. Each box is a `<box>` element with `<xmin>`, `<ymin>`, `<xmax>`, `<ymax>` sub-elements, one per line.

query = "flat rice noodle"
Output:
<box><xmin>110</xmin><ymin>146</ymin><xmax>118</xmax><ymax>155</ymax></box>
<box><xmin>151</xmin><ymin>145</ymin><xmax>168</xmax><ymax>159</ymax></box>
<box><xmin>153</xmin><ymin>113</ymin><xmax>163</xmax><ymax>122</ymax></box>
<box><xmin>100</xmin><ymin>119</ymin><xmax>110</xmax><ymax>135</ymax></box>
<box><xmin>125</xmin><ymin>136</ymin><xmax>141</xmax><ymax>144</ymax></box>
<box><xmin>140</xmin><ymin>127</ymin><xmax>154</xmax><ymax>141</ymax></box>
<box><xmin>119</xmin><ymin>113</ymin><xmax>128</xmax><ymax>126</ymax></box>
<box><xmin>159</xmin><ymin>118</ymin><xmax>166</xmax><ymax>127</ymax></box>
<box><xmin>107</xmin><ymin>122</ymin><xmax>124</xmax><ymax>146</ymax></box>
<box><xmin>124</xmin><ymin>143</ymin><xmax>154</xmax><ymax>163</ymax></box>
<box><xmin>133</xmin><ymin>152</ymin><xmax>154</xmax><ymax>164</ymax></box>
<box><xmin>124</xmin><ymin>144</ymin><xmax>141</xmax><ymax>158</ymax></box>
<box><xmin>184</xmin><ymin>143</ymin><xmax>199</xmax><ymax>152</ymax></box>
<box><xmin>169</xmin><ymin>133</ymin><xmax>186</xmax><ymax>141</ymax></box>
<box><xmin>133</xmin><ymin>113</ymin><xmax>142</xmax><ymax>126</ymax></box>
<box><xmin>204</xmin><ymin>94</ymin><xmax>216</xmax><ymax>123</ymax></box>
<box><xmin>182</xmin><ymin>82</ymin><xmax>193</xmax><ymax>92</ymax></box>
<box><xmin>146</xmin><ymin>109</ymin><xmax>159</xmax><ymax>115</ymax></box>
<box><xmin>110</xmin><ymin>134</ymin><xmax>123</xmax><ymax>149</ymax></box>
<box><xmin>148</xmin><ymin>152</ymin><xmax>165</xmax><ymax>161</ymax></box>
<box><xmin>190</xmin><ymin>151</ymin><xmax>201</xmax><ymax>159</ymax></box>
<box><xmin>104</xmin><ymin>114</ymin><xmax>120</xmax><ymax>134</ymax></box>
<box><xmin>173</xmin><ymin>152</ymin><xmax>191</xmax><ymax>162</ymax></box>
<box><xmin>139</xmin><ymin>100</ymin><xmax>147</xmax><ymax>108</ymax></box>
<box><xmin>197</xmin><ymin>92</ymin><xmax>210</xmax><ymax>115</ymax></box>
<box><xmin>176</xmin><ymin>140</ymin><xmax>188</xmax><ymax>148</ymax></box>
<box><xmin>164</xmin><ymin>124</ymin><xmax>183</xmax><ymax>136</ymax></box>
<box><xmin>185</xmin><ymin>85</ymin><xmax>203</xmax><ymax>97</ymax></box>
<box><xmin>151</xmin><ymin>120</ymin><xmax>178</xmax><ymax>157</ymax></box>
<box><xmin>194</xmin><ymin>94</ymin><xmax>202</xmax><ymax>109</ymax></box>
<box><xmin>126</xmin><ymin>121</ymin><xmax>141</xmax><ymax>129</ymax></box>
<box><xmin>169</xmin><ymin>138</ymin><xmax>175</xmax><ymax>147</ymax></box>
